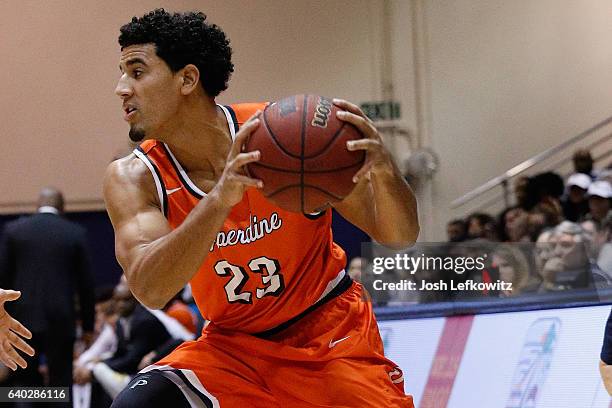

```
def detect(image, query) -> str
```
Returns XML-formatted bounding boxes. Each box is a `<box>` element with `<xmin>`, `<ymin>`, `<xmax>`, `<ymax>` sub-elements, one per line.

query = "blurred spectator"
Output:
<box><xmin>514</xmin><ymin>176</ymin><xmax>530</xmax><ymax>208</ymax></box>
<box><xmin>537</xmin><ymin>221</ymin><xmax>591</xmax><ymax>292</ymax></box>
<box><xmin>597</xmin><ymin>169</ymin><xmax>612</xmax><ymax>185</ymax></box>
<box><xmin>562</xmin><ymin>173</ymin><xmax>591</xmax><ymax>222</ymax></box>
<box><xmin>73</xmin><ymin>289</ymin><xmax>118</xmax><ymax>408</ymax></box>
<box><xmin>0</xmin><ymin>187</ymin><xmax>94</xmax><ymax>404</ymax></box>
<box><xmin>582</xmin><ymin>181</ymin><xmax>612</xmax><ymax>261</ymax></box>
<box><xmin>412</xmin><ymin>245</ymin><xmax>453</xmax><ymax>303</ymax></box>
<box><xmin>524</xmin><ymin>209</ymin><xmax>550</xmax><ymax>242</ymax></box>
<box><xmin>447</xmin><ymin>219</ymin><xmax>467</xmax><ymax>242</ymax></box>
<box><xmin>466</xmin><ymin>213</ymin><xmax>498</xmax><ymax>241</ymax></box>
<box><xmin>347</xmin><ymin>257</ymin><xmax>364</xmax><ymax>281</ymax></box>
<box><xmin>534</xmin><ymin>229</ymin><xmax>556</xmax><ymax>287</ymax></box>
<box><xmin>74</xmin><ymin>286</ymin><xmax>116</xmax><ymax>360</ymax></box>
<box><xmin>524</xmin><ymin>172</ymin><xmax>565</xmax><ymax>228</ymax></box>
<box><xmin>94</xmin><ymin>287</ymin><xmax>118</xmax><ymax>336</ymax></box>
<box><xmin>75</xmin><ymin>283</ymin><xmax>172</xmax><ymax>406</ymax></box>
<box><xmin>573</xmin><ymin>148</ymin><xmax>596</xmax><ymax>179</ymax></box>
<box><xmin>584</xmin><ymin>180</ymin><xmax>612</xmax><ymax>229</ymax></box>
<box><xmin>178</xmin><ymin>284</ymin><xmax>205</xmax><ymax>334</ymax></box>
<box><xmin>498</xmin><ymin>206</ymin><xmax>529</xmax><ymax>242</ymax></box>
<box><xmin>492</xmin><ymin>245</ymin><xmax>531</xmax><ymax>296</ymax></box>
<box><xmin>135</xmin><ymin>307</ymin><xmax>194</xmax><ymax>374</ymax></box>
<box><xmin>596</xmin><ymin>215</ymin><xmax>612</xmax><ymax>279</ymax></box>
<box><xmin>534</xmin><ymin>229</ymin><xmax>556</xmax><ymax>271</ymax></box>
<box><xmin>164</xmin><ymin>292</ymin><xmax>198</xmax><ymax>335</ymax></box>
<box><xmin>74</xmin><ymin>286</ymin><xmax>118</xmax><ymax>362</ymax></box>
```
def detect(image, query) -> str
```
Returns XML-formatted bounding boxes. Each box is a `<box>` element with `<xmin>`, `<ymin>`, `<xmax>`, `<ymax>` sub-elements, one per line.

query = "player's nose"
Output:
<box><xmin>115</xmin><ymin>75</ymin><xmax>133</xmax><ymax>99</ymax></box>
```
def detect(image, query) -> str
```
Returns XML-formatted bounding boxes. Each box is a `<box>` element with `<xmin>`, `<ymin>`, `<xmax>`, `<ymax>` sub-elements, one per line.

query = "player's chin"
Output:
<box><xmin>129</xmin><ymin>126</ymin><xmax>146</xmax><ymax>142</ymax></box>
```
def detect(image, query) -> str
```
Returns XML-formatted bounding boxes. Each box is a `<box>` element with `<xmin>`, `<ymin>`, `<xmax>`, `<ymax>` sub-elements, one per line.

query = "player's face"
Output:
<box><xmin>115</xmin><ymin>44</ymin><xmax>182</xmax><ymax>142</ymax></box>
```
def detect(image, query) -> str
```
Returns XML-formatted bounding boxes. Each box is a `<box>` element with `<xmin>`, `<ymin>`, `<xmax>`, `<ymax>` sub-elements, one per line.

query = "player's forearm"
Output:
<box><xmin>600</xmin><ymin>360</ymin><xmax>612</xmax><ymax>395</ymax></box>
<box><xmin>127</xmin><ymin>193</ymin><xmax>231</xmax><ymax>309</ymax></box>
<box><xmin>369</xmin><ymin>167</ymin><xmax>419</xmax><ymax>248</ymax></box>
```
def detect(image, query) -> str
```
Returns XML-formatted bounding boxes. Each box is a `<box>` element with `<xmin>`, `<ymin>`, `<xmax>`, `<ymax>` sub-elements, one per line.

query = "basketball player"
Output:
<box><xmin>105</xmin><ymin>9</ymin><xmax>418</xmax><ymax>407</ymax></box>
<box><xmin>0</xmin><ymin>289</ymin><xmax>34</xmax><ymax>370</ymax></box>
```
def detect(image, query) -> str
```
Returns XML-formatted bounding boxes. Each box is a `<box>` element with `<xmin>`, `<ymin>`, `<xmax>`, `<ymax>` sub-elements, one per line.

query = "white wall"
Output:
<box><xmin>0</xmin><ymin>0</ymin><xmax>387</xmax><ymax>212</ymax></box>
<box><xmin>422</xmin><ymin>0</ymin><xmax>612</xmax><ymax>240</ymax></box>
<box><xmin>3</xmin><ymin>0</ymin><xmax>612</xmax><ymax>244</ymax></box>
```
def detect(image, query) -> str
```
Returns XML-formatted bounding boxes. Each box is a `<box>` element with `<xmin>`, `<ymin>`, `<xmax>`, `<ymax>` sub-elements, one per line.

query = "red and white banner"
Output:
<box><xmin>379</xmin><ymin>305</ymin><xmax>611</xmax><ymax>408</ymax></box>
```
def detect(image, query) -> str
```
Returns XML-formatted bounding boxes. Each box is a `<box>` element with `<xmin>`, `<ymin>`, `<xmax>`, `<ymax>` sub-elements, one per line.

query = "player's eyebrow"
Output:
<box><xmin>119</xmin><ymin>57</ymin><xmax>148</xmax><ymax>71</ymax></box>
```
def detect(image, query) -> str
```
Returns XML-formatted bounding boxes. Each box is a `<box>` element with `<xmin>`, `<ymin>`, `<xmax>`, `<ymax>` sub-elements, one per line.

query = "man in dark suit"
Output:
<box><xmin>0</xmin><ymin>187</ymin><xmax>95</xmax><ymax>404</ymax></box>
<box><xmin>103</xmin><ymin>283</ymin><xmax>172</xmax><ymax>376</ymax></box>
<box><xmin>74</xmin><ymin>282</ymin><xmax>172</xmax><ymax>407</ymax></box>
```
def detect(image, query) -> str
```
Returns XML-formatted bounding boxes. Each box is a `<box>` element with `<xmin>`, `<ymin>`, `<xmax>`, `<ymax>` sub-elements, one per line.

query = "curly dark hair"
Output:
<box><xmin>119</xmin><ymin>8</ymin><xmax>234</xmax><ymax>97</ymax></box>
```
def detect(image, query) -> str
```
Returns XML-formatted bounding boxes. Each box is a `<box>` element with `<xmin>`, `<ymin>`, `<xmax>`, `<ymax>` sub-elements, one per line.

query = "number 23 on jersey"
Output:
<box><xmin>214</xmin><ymin>257</ymin><xmax>285</xmax><ymax>304</ymax></box>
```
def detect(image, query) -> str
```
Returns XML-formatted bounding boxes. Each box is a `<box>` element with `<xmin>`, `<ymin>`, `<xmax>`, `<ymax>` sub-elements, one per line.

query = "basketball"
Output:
<box><xmin>244</xmin><ymin>94</ymin><xmax>365</xmax><ymax>213</ymax></box>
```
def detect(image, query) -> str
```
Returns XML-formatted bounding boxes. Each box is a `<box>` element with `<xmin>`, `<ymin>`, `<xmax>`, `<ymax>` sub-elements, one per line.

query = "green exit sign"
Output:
<box><xmin>359</xmin><ymin>101</ymin><xmax>401</xmax><ymax>121</ymax></box>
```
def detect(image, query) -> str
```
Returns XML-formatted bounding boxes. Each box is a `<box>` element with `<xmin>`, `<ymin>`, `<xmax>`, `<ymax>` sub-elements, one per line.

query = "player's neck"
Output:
<box><xmin>161</xmin><ymin>97</ymin><xmax>231</xmax><ymax>179</ymax></box>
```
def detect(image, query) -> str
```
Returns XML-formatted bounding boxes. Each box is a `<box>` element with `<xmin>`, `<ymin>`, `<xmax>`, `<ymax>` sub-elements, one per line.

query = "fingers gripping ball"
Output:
<box><xmin>244</xmin><ymin>94</ymin><xmax>365</xmax><ymax>213</ymax></box>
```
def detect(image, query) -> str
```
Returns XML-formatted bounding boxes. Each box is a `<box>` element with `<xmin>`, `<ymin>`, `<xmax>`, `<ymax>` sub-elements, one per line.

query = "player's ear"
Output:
<box><xmin>180</xmin><ymin>64</ymin><xmax>200</xmax><ymax>95</ymax></box>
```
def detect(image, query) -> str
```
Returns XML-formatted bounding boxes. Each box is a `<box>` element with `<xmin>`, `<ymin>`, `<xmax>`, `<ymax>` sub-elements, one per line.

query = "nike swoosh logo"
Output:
<box><xmin>166</xmin><ymin>187</ymin><xmax>182</xmax><ymax>195</ymax></box>
<box><xmin>329</xmin><ymin>335</ymin><xmax>351</xmax><ymax>348</ymax></box>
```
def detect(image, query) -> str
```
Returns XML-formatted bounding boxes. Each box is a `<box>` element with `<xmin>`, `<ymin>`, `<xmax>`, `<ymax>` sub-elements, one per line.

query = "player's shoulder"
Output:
<box><xmin>227</xmin><ymin>102</ymin><xmax>269</xmax><ymax>124</ymax></box>
<box><xmin>104</xmin><ymin>152</ymin><xmax>158</xmax><ymax>207</ymax></box>
<box><xmin>105</xmin><ymin>140</ymin><xmax>160</xmax><ymax>181</ymax></box>
<box><xmin>105</xmin><ymin>153</ymin><xmax>148</xmax><ymax>187</ymax></box>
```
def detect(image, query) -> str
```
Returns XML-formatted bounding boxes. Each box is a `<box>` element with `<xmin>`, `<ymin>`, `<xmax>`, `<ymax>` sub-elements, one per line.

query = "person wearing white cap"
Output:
<box><xmin>586</xmin><ymin>180</ymin><xmax>612</xmax><ymax>227</ymax></box>
<box><xmin>580</xmin><ymin>180</ymin><xmax>612</xmax><ymax>261</ymax></box>
<box><xmin>562</xmin><ymin>173</ymin><xmax>591</xmax><ymax>222</ymax></box>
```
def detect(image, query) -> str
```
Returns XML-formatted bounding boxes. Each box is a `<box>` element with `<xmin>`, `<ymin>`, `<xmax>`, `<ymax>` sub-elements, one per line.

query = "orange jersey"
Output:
<box><xmin>135</xmin><ymin>102</ymin><xmax>347</xmax><ymax>334</ymax></box>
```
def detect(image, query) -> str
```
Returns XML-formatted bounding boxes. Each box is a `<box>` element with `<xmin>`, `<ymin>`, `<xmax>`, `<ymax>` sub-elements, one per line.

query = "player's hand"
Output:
<box><xmin>213</xmin><ymin>112</ymin><xmax>263</xmax><ymax>208</ymax></box>
<box><xmin>73</xmin><ymin>365</ymin><xmax>92</xmax><ymax>384</ymax></box>
<box><xmin>601</xmin><ymin>360</ymin><xmax>612</xmax><ymax>395</ymax></box>
<box><xmin>334</xmin><ymin>99</ymin><xmax>397</xmax><ymax>184</ymax></box>
<box><xmin>0</xmin><ymin>289</ymin><xmax>34</xmax><ymax>370</ymax></box>
<box><xmin>80</xmin><ymin>331</ymin><xmax>95</xmax><ymax>349</ymax></box>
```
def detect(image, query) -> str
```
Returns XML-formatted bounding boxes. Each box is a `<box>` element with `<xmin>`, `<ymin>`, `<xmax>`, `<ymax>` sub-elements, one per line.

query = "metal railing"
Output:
<box><xmin>451</xmin><ymin>115</ymin><xmax>612</xmax><ymax>210</ymax></box>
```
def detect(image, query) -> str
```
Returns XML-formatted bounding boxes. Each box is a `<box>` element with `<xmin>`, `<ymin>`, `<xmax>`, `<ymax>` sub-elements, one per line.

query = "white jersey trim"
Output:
<box><xmin>161</xmin><ymin>104</ymin><xmax>236</xmax><ymax>198</ymax></box>
<box><xmin>217</xmin><ymin>104</ymin><xmax>237</xmax><ymax>141</ymax></box>
<box><xmin>159</xmin><ymin>370</ymin><xmax>208</xmax><ymax>408</ymax></box>
<box><xmin>162</xmin><ymin>143</ymin><xmax>207</xmax><ymax>198</ymax></box>
<box><xmin>133</xmin><ymin>149</ymin><xmax>166</xmax><ymax>216</ymax></box>
<box><xmin>316</xmin><ymin>269</ymin><xmax>346</xmax><ymax>303</ymax></box>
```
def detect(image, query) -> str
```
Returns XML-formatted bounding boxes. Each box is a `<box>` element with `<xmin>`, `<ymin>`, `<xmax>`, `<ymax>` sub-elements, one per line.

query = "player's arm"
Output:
<box><xmin>600</xmin><ymin>309</ymin><xmax>612</xmax><ymax>395</ymax></box>
<box><xmin>600</xmin><ymin>360</ymin><xmax>612</xmax><ymax>395</ymax></box>
<box><xmin>332</xmin><ymin>99</ymin><xmax>419</xmax><ymax>249</ymax></box>
<box><xmin>104</xmin><ymin>117</ymin><xmax>263</xmax><ymax>309</ymax></box>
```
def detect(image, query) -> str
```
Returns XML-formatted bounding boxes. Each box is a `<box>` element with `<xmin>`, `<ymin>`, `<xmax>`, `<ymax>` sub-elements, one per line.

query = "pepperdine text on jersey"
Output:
<box><xmin>210</xmin><ymin>212</ymin><xmax>283</xmax><ymax>251</ymax></box>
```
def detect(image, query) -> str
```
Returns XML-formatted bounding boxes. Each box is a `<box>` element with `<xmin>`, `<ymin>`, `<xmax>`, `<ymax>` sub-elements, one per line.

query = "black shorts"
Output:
<box><xmin>111</xmin><ymin>369</ymin><xmax>215</xmax><ymax>408</ymax></box>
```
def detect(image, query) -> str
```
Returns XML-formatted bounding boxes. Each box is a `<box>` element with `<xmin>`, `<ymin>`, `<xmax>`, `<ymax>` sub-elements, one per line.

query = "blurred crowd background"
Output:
<box><xmin>348</xmin><ymin>147</ymin><xmax>612</xmax><ymax>305</ymax></box>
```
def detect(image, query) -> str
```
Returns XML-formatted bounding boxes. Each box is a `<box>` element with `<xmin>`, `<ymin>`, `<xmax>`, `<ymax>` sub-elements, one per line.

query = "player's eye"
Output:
<box><xmin>133</xmin><ymin>69</ymin><xmax>143</xmax><ymax>78</ymax></box>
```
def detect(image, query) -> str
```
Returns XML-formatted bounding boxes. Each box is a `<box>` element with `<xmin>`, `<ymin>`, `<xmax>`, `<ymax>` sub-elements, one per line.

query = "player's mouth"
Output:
<box><xmin>123</xmin><ymin>105</ymin><xmax>138</xmax><ymax>121</ymax></box>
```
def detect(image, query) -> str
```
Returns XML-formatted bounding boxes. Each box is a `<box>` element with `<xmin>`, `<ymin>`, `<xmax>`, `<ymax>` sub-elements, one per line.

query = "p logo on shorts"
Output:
<box><xmin>130</xmin><ymin>379</ymin><xmax>148</xmax><ymax>389</ymax></box>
